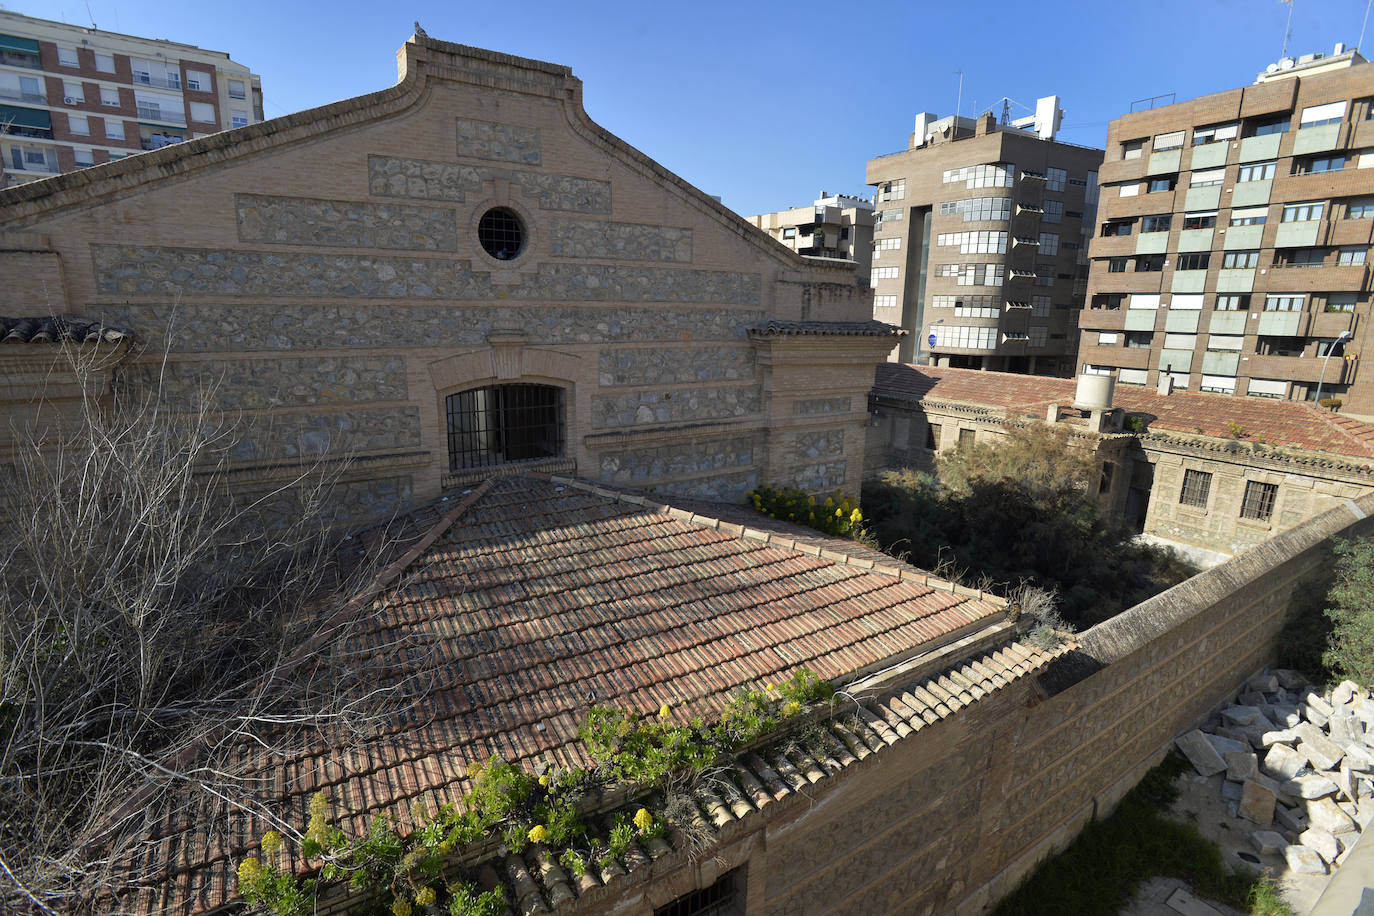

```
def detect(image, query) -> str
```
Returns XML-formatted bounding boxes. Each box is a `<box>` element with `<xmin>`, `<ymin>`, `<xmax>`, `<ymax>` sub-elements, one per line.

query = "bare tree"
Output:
<box><xmin>0</xmin><ymin>339</ymin><xmax>420</xmax><ymax>913</ymax></box>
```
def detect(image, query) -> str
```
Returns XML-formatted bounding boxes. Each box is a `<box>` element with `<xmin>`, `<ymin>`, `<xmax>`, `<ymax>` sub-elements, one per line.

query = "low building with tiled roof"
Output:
<box><xmin>870</xmin><ymin>363</ymin><xmax>1374</xmax><ymax>559</ymax></box>
<box><xmin>116</xmin><ymin>472</ymin><xmax>1068</xmax><ymax>916</ymax></box>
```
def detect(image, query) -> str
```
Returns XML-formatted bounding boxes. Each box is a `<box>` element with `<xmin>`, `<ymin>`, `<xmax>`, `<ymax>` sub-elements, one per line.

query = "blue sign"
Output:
<box><xmin>928</xmin><ymin>332</ymin><xmax>937</xmax><ymax>347</ymax></box>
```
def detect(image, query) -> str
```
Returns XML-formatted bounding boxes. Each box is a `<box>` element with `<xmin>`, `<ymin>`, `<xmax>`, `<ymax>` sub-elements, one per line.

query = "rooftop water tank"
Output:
<box><xmin>1073</xmin><ymin>373</ymin><xmax>1115</xmax><ymax>412</ymax></box>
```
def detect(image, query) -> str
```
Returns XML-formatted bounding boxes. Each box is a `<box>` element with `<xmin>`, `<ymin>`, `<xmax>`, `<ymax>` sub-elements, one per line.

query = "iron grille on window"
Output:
<box><xmin>478</xmin><ymin>207</ymin><xmax>525</xmax><ymax>260</ymax></box>
<box><xmin>1179</xmin><ymin>469</ymin><xmax>1212</xmax><ymax>508</ymax></box>
<box><xmin>446</xmin><ymin>384</ymin><xmax>564</xmax><ymax>471</ymax></box>
<box><xmin>654</xmin><ymin>868</ymin><xmax>740</xmax><ymax>916</ymax></box>
<box><xmin>1240</xmin><ymin>481</ymin><xmax>1279</xmax><ymax>520</ymax></box>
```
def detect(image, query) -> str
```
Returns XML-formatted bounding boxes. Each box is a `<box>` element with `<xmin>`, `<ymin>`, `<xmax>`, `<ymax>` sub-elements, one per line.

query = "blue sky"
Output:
<box><xmin>16</xmin><ymin>0</ymin><xmax>1374</xmax><ymax>215</ymax></box>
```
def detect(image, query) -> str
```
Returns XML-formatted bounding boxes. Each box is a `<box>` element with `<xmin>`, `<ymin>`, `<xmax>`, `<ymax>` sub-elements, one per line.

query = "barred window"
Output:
<box><xmin>655</xmin><ymin>868</ymin><xmax>742</xmax><ymax>916</ymax></box>
<box><xmin>1179</xmin><ymin>469</ymin><xmax>1212</xmax><ymax>509</ymax></box>
<box><xmin>446</xmin><ymin>384</ymin><xmax>565</xmax><ymax>471</ymax></box>
<box><xmin>1240</xmin><ymin>481</ymin><xmax>1279</xmax><ymax>521</ymax></box>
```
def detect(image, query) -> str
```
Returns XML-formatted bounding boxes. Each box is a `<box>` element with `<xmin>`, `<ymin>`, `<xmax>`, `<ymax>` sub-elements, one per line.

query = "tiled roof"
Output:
<box><xmin>136</xmin><ymin>474</ymin><xmax>1008</xmax><ymax>914</ymax></box>
<box><xmin>874</xmin><ymin>364</ymin><xmax>1374</xmax><ymax>461</ymax></box>
<box><xmin>1</xmin><ymin>314</ymin><xmax>131</xmax><ymax>344</ymax></box>
<box><xmin>748</xmin><ymin>319</ymin><xmax>905</xmax><ymax>337</ymax></box>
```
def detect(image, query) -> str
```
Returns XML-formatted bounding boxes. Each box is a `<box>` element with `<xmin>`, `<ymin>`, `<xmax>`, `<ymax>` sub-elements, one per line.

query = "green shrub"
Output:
<box><xmin>1322</xmin><ymin>536</ymin><xmax>1374</xmax><ymax>684</ymax></box>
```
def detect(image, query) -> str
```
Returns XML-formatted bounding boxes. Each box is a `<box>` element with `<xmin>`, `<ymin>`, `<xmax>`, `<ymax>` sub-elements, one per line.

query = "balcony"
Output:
<box><xmin>1087</xmin><ymin>270</ymin><xmax>1163</xmax><ymax>294</ymax></box>
<box><xmin>0</xmin><ymin>48</ymin><xmax>41</xmax><ymax>70</ymax></box>
<box><xmin>1277</xmin><ymin>168</ymin><xmax>1374</xmax><ymax>202</ymax></box>
<box><xmin>132</xmin><ymin>72</ymin><xmax>182</xmax><ymax>91</ymax></box>
<box><xmin>136</xmin><ymin>104</ymin><xmax>186</xmax><ymax>126</ymax></box>
<box><xmin>1261</xmin><ymin>263</ymin><xmax>1368</xmax><ymax>292</ymax></box>
<box><xmin>1326</xmin><ymin>219</ymin><xmax>1374</xmax><ymax>247</ymax></box>
<box><xmin>1242</xmin><ymin>353</ymin><xmax>1351</xmax><ymax>384</ymax></box>
<box><xmin>0</xmin><ymin>86</ymin><xmax>44</xmax><ymax>105</ymax></box>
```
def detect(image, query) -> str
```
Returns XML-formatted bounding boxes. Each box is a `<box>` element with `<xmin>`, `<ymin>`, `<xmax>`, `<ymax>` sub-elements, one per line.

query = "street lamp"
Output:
<box><xmin>1314</xmin><ymin>330</ymin><xmax>1354</xmax><ymax>406</ymax></box>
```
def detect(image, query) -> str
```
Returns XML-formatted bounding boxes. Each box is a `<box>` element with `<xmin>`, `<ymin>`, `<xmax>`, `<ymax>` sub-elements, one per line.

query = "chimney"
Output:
<box><xmin>1046</xmin><ymin>404</ymin><xmax>1062</xmax><ymax>422</ymax></box>
<box><xmin>1157</xmin><ymin>372</ymin><xmax>1175</xmax><ymax>396</ymax></box>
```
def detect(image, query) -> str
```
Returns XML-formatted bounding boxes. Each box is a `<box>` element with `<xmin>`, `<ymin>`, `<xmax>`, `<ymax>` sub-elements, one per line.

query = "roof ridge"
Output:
<box><xmin>1325</xmin><ymin>412</ymin><xmax>1374</xmax><ymax>451</ymax></box>
<box><xmin>542</xmin><ymin>474</ymin><xmax>1005</xmax><ymax>607</ymax></box>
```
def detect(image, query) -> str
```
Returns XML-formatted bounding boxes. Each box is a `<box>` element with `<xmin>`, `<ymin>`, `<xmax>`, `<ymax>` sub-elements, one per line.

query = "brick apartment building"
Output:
<box><xmin>866</xmin><ymin>98</ymin><xmax>1104</xmax><ymax>372</ymax></box>
<box><xmin>0</xmin><ymin>10</ymin><xmax>262</xmax><ymax>184</ymax></box>
<box><xmin>747</xmin><ymin>191</ymin><xmax>875</xmax><ymax>280</ymax></box>
<box><xmin>1079</xmin><ymin>44</ymin><xmax>1374</xmax><ymax>418</ymax></box>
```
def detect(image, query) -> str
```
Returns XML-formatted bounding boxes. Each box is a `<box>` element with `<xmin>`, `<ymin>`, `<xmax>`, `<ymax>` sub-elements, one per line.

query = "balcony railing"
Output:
<box><xmin>0</xmin><ymin>49</ymin><xmax>41</xmax><ymax>70</ymax></box>
<box><xmin>135</xmin><ymin>104</ymin><xmax>186</xmax><ymax>126</ymax></box>
<box><xmin>0</xmin><ymin>87</ymin><xmax>45</xmax><ymax>105</ymax></box>
<box><xmin>132</xmin><ymin>72</ymin><xmax>182</xmax><ymax>91</ymax></box>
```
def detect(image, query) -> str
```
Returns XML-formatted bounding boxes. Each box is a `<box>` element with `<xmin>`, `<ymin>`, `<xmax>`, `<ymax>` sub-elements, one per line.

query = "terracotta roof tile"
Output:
<box><xmin>874</xmin><ymin>363</ymin><xmax>1374</xmax><ymax>461</ymax></box>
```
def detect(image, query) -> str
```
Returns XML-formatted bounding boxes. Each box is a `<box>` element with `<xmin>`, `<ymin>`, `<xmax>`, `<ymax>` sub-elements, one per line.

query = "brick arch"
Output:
<box><xmin>425</xmin><ymin>343</ymin><xmax>582</xmax><ymax>392</ymax></box>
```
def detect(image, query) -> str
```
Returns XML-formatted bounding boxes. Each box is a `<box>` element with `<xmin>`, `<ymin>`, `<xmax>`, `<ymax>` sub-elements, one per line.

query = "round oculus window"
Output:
<box><xmin>478</xmin><ymin>207</ymin><xmax>525</xmax><ymax>261</ymax></box>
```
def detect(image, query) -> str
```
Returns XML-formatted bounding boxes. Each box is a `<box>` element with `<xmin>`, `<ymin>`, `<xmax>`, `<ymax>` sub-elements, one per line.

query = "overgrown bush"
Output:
<box><xmin>1321</xmin><ymin>536</ymin><xmax>1374</xmax><ymax>684</ymax></box>
<box><xmin>862</xmin><ymin>424</ymin><xmax>1195</xmax><ymax>628</ymax></box>
<box><xmin>747</xmin><ymin>486</ymin><xmax>862</xmax><ymax>537</ymax></box>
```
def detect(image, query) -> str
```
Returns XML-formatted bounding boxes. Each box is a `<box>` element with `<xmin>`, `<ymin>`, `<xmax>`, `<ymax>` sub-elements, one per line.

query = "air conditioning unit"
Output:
<box><xmin>64</xmin><ymin>96</ymin><xmax>78</xmax><ymax>105</ymax></box>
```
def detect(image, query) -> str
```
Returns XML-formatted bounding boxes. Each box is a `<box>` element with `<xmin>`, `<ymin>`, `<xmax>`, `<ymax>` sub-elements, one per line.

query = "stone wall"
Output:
<box><xmin>591</xmin><ymin>386</ymin><xmax>761</xmax><ymax>429</ymax></box>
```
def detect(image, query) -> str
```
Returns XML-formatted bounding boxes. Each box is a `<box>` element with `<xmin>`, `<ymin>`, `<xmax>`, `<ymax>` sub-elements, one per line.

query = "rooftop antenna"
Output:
<box><xmin>1360</xmin><ymin>0</ymin><xmax>1371</xmax><ymax>53</ymax></box>
<box><xmin>1000</xmin><ymin>98</ymin><xmax>1012</xmax><ymax>125</ymax></box>
<box><xmin>954</xmin><ymin>70</ymin><xmax>963</xmax><ymax>119</ymax></box>
<box><xmin>1281</xmin><ymin>0</ymin><xmax>1295</xmax><ymax>59</ymax></box>
<box><xmin>85</xmin><ymin>0</ymin><xmax>96</xmax><ymax>28</ymax></box>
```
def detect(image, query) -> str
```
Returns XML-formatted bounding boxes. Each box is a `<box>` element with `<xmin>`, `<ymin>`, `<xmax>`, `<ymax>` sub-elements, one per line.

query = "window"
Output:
<box><xmin>1222</xmin><ymin>250</ymin><xmax>1259</xmax><ymax>269</ymax></box>
<box><xmin>1200</xmin><ymin>375</ymin><xmax>1236</xmax><ymax>393</ymax></box>
<box><xmin>1154</xmin><ymin>130</ymin><xmax>1184</xmax><ymax>151</ymax></box>
<box><xmin>1282</xmin><ymin>201</ymin><xmax>1325</xmax><ymax>222</ymax></box>
<box><xmin>95</xmin><ymin>52</ymin><xmax>115</xmax><ymax>72</ymax></box>
<box><xmin>228</xmin><ymin>79</ymin><xmax>247</xmax><ymax>100</ymax></box>
<box><xmin>1278</xmin><ymin>248</ymin><xmax>1326</xmax><ymax>268</ymax></box>
<box><xmin>1147</xmin><ymin>176</ymin><xmax>1176</xmax><ymax>192</ymax></box>
<box><xmin>1038</xmin><ymin>232</ymin><xmax>1059</xmax><ymax>256</ymax></box>
<box><xmin>958</xmin><ymin>428</ymin><xmax>977</xmax><ymax>449</ymax></box>
<box><xmin>57</xmin><ymin>47</ymin><xmax>79</xmax><ymax>67</ymax></box>
<box><xmin>475</xmin><ymin>207</ymin><xmax>525</xmax><ymax>260</ymax></box>
<box><xmin>1248</xmin><ymin>378</ymin><xmax>1288</xmax><ymax>398</ymax></box>
<box><xmin>1215</xmin><ymin>294</ymin><xmax>1250</xmax><ymax>311</ymax></box>
<box><xmin>1248</xmin><ymin>115</ymin><xmax>1290</xmax><ymax>137</ymax></box>
<box><xmin>62</xmin><ymin>80</ymin><xmax>84</xmax><ymax>103</ymax></box>
<box><xmin>1031</xmin><ymin>295</ymin><xmax>1051</xmax><ymax>317</ymax></box>
<box><xmin>1046</xmin><ymin>167</ymin><xmax>1066</xmax><ymax>192</ymax></box>
<box><xmin>878</xmin><ymin>179</ymin><xmax>905</xmax><ymax>201</ymax></box>
<box><xmin>1125</xmin><ymin>331</ymin><xmax>1153</xmax><ymax>348</ymax></box>
<box><xmin>1297</xmin><ymin>154</ymin><xmax>1345</xmax><ymax>174</ymax></box>
<box><xmin>1107</xmin><ymin>257</ymin><xmax>1128</xmax><ymax>272</ymax></box>
<box><xmin>925</xmin><ymin>423</ymin><xmax>941</xmax><ymax>450</ymax></box>
<box><xmin>943</xmin><ymin>163</ymin><xmax>1014</xmax><ymax>188</ymax></box>
<box><xmin>1326</xmin><ymin>294</ymin><xmax>1357</xmax><ymax>313</ymax></box>
<box><xmin>189</xmin><ymin>101</ymin><xmax>216</xmax><ymax>124</ymax></box>
<box><xmin>782</xmin><ymin>228</ymin><xmax>796</xmax><ymax>239</ymax></box>
<box><xmin>940</xmin><ymin>197</ymin><xmax>1012</xmax><ymax>222</ymax></box>
<box><xmin>446</xmin><ymin>384</ymin><xmax>564</xmax><ymax>471</ymax></box>
<box><xmin>1230</xmin><ymin>207</ymin><xmax>1267</xmax><ymax>226</ymax></box>
<box><xmin>871</xmin><ymin>266</ymin><xmax>899</xmax><ymax>280</ymax></box>
<box><xmin>73</xmin><ymin>148</ymin><xmax>94</xmax><ymax>167</ymax></box>
<box><xmin>1083</xmin><ymin>364</ymin><xmax>1114</xmax><ymax>376</ymax></box>
<box><xmin>1029</xmin><ymin>326</ymin><xmax>1048</xmax><ymax>347</ymax></box>
<box><xmin>1189</xmin><ymin>168</ymin><xmax>1225</xmax><ymax>188</ymax></box>
<box><xmin>1141</xmin><ymin>214</ymin><xmax>1171</xmax><ymax>233</ymax></box>
<box><xmin>1103</xmin><ymin>219</ymin><xmax>1134</xmax><ymax>236</ymax></box>
<box><xmin>1172</xmin><ymin>294</ymin><xmax>1203</xmax><ymax>310</ymax></box>
<box><xmin>100</xmin><ymin>86</ymin><xmax>119</xmax><ymax>106</ymax></box>
<box><xmin>935</xmin><ymin>231</ymin><xmax>1004</xmax><ymax>254</ymax></box>
<box><xmin>654</xmin><ymin>868</ymin><xmax>741</xmax><ymax>916</ymax></box>
<box><xmin>1193</xmin><ymin>122</ymin><xmax>1238</xmax><ymax>145</ymax></box>
<box><xmin>1264</xmin><ymin>294</ymin><xmax>1305</xmax><ymax>312</ymax></box>
<box><xmin>1092</xmin><ymin>294</ymin><xmax>1124</xmax><ymax>310</ymax></box>
<box><xmin>1237</xmin><ymin>161</ymin><xmax>1276</xmax><ymax>182</ymax></box>
<box><xmin>1207</xmin><ymin>334</ymin><xmax>1243</xmax><ymax>351</ymax></box>
<box><xmin>1179</xmin><ymin>469</ymin><xmax>1212</xmax><ymax>509</ymax></box>
<box><xmin>1256</xmin><ymin>335</ymin><xmax>1305</xmax><ymax>356</ymax></box>
<box><xmin>105</xmin><ymin>118</ymin><xmax>124</xmax><ymax>140</ymax></box>
<box><xmin>1043</xmin><ymin>200</ymin><xmax>1063</xmax><ymax>223</ymax></box>
<box><xmin>873</xmin><ymin>294</ymin><xmax>897</xmax><ymax>310</ymax></box>
<box><xmin>1123</xmin><ymin>138</ymin><xmax>1145</xmax><ymax>160</ymax></box>
<box><xmin>1135</xmin><ymin>254</ymin><xmax>1165</xmax><ymax>272</ymax></box>
<box><xmin>231</xmin><ymin>110</ymin><xmax>249</xmax><ymax>129</ymax></box>
<box><xmin>1183</xmin><ymin>212</ymin><xmax>1217</xmax><ymax>229</ymax></box>
<box><xmin>1339</xmin><ymin>246</ymin><xmax>1367</xmax><ymax>266</ymax></box>
<box><xmin>876</xmin><ymin>208</ymin><xmax>903</xmax><ymax>226</ymax></box>
<box><xmin>1317</xmin><ymin>337</ymin><xmax>1351</xmax><ymax>357</ymax></box>
<box><xmin>1300</xmin><ymin>101</ymin><xmax>1346</xmax><ymax>128</ymax></box>
<box><xmin>1098</xmin><ymin>332</ymin><xmax>1120</xmax><ymax>345</ymax></box>
<box><xmin>68</xmin><ymin>114</ymin><xmax>89</xmax><ymax>136</ymax></box>
<box><xmin>1348</xmin><ymin>197</ymin><xmax>1374</xmax><ymax>219</ymax></box>
<box><xmin>185</xmin><ymin>69</ymin><xmax>210</xmax><ymax>91</ymax></box>
<box><xmin>938</xmin><ymin>326</ymin><xmax>998</xmax><ymax>349</ymax></box>
<box><xmin>1119</xmin><ymin>368</ymin><xmax>1148</xmax><ymax>385</ymax></box>
<box><xmin>1121</xmin><ymin>183</ymin><xmax>1140</xmax><ymax>197</ymax></box>
<box><xmin>1240</xmin><ymin>481</ymin><xmax>1279</xmax><ymax>521</ymax></box>
<box><xmin>1176</xmin><ymin>252</ymin><xmax>1210</xmax><ymax>270</ymax></box>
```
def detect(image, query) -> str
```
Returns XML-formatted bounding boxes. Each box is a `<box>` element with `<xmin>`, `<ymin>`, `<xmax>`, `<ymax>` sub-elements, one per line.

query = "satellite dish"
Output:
<box><xmin>1266</xmin><ymin>63</ymin><xmax>1280</xmax><ymax>73</ymax></box>
<box><xmin>1280</xmin><ymin>57</ymin><xmax>1296</xmax><ymax>70</ymax></box>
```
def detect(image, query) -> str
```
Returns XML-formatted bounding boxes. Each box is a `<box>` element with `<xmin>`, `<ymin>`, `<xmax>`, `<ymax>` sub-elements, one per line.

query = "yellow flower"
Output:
<box><xmin>782</xmin><ymin>700</ymin><xmax>802</xmax><ymax>717</ymax></box>
<box><xmin>835</xmin><ymin>507</ymin><xmax>843</xmax><ymax>517</ymax></box>
<box><xmin>308</xmin><ymin>792</ymin><xmax>329</xmax><ymax>820</ymax></box>
<box><xmin>415</xmin><ymin>886</ymin><xmax>437</xmax><ymax>907</ymax></box>
<box><xmin>850</xmin><ymin>508</ymin><xmax>862</xmax><ymax>523</ymax></box>
<box><xmin>633</xmin><ymin>808</ymin><xmax>653</xmax><ymax>831</ymax></box>
<box><xmin>465</xmin><ymin>760</ymin><xmax>483</xmax><ymax>779</ymax></box>
<box><xmin>824</xmin><ymin>497</ymin><xmax>834</xmax><ymax>506</ymax></box>
<box><xmin>539</xmin><ymin>774</ymin><xmax>550</xmax><ymax>786</ymax></box>
<box><xmin>766</xmin><ymin>683</ymin><xmax>776</xmax><ymax>691</ymax></box>
<box><xmin>391</xmin><ymin>898</ymin><xmax>413</xmax><ymax>916</ymax></box>
<box><xmin>528</xmin><ymin>824</ymin><xmax>548</xmax><ymax>843</ymax></box>
<box><xmin>259</xmin><ymin>831</ymin><xmax>283</xmax><ymax>857</ymax></box>
<box><xmin>237</xmin><ymin>857</ymin><xmax>262</xmax><ymax>889</ymax></box>
<box><xmin>659</xmin><ymin>704</ymin><xmax>671</xmax><ymax>719</ymax></box>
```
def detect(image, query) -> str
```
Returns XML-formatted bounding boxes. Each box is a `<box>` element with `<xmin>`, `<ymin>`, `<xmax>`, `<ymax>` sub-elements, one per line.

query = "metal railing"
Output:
<box><xmin>135</xmin><ymin>104</ymin><xmax>186</xmax><ymax>126</ymax></box>
<box><xmin>132</xmin><ymin>72</ymin><xmax>181</xmax><ymax>91</ymax></box>
<box><xmin>0</xmin><ymin>86</ymin><xmax>45</xmax><ymax>104</ymax></box>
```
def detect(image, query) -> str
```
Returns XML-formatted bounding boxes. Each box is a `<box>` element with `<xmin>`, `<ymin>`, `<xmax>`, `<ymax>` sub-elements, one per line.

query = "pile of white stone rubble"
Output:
<box><xmin>1174</xmin><ymin>669</ymin><xmax>1374</xmax><ymax>876</ymax></box>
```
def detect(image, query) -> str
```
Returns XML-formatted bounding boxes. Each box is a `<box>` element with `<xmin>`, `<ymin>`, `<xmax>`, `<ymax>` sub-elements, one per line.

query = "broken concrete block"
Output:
<box><xmin>1281</xmin><ymin>775</ymin><xmax>1339</xmax><ymax>799</ymax></box>
<box><xmin>1207</xmin><ymin>732</ymin><xmax>1249</xmax><ymax>758</ymax></box>
<box><xmin>1285</xmin><ymin>844</ymin><xmax>1328</xmax><ymax>874</ymax></box>
<box><xmin>1241</xmin><ymin>777</ymin><xmax>1278</xmax><ymax>826</ymax></box>
<box><xmin>1177</xmin><ymin>729</ymin><xmax>1228</xmax><ymax>776</ymax></box>
<box><xmin>1240</xmin><ymin>690</ymin><xmax>1269</xmax><ymax>708</ymax></box>
<box><xmin>1263</xmin><ymin>744</ymin><xmax>1307</xmax><ymax>781</ymax></box>
<box><xmin>1333</xmin><ymin>681</ymin><xmax>1359</xmax><ymax>707</ymax></box>
<box><xmin>1248</xmin><ymin>673</ymin><xmax>1280</xmax><ymax>694</ymax></box>
<box><xmin>1226</xmin><ymin>751</ymin><xmax>1258</xmax><ymax>782</ymax></box>
<box><xmin>1308</xmin><ymin>797</ymin><xmax>1358</xmax><ymax>835</ymax></box>
<box><xmin>1266</xmin><ymin>705</ymin><xmax>1303</xmax><ymax>728</ymax></box>
<box><xmin>1250</xmin><ymin>830</ymin><xmax>1288</xmax><ymax>855</ymax></box>
<box><xmin>1339</xmin><ymin>761</ymin><xmax>1358</xmax><ymax>802</ymax></box>
<box><xmin>1294</xmin><ymin>722</ymin><xmax>1346</xmax><ymax>770</ymax></box>
<box><xmin>1273</xmin><ymin>669</ymin><xmax>1307</xmax><ymax>690</ymax></box>
<box><xmin>1221</xmin><ymin>780</ymin><xmax>1245</xmax><ymax>802</ymax></box>
<box><xmin>1223</xmin><ymin>705</ymin><xmax>1264</xmax><ymax>726</ymax></box>
<box><xmin>1299</xmin><ymin>827</ymin><xmax>1339</xmax><ymax>862</ymax></box>
<box><xmin>1330</xmin><ymin>713</ymin><xmax>1358</xmax><ymax>747</ymax></box>
<box><xmin>1276</xmin><ymin>802</ymin><xmax>1307</xmax><ymax>832</ymax></box>
<box><xmin>1262</xmin><ymin>729</ymin><xmax>1299</xmax><ymax>748</ymax></box>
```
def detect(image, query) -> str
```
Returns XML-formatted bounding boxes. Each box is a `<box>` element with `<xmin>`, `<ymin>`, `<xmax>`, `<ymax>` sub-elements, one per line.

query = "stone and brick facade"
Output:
<box><xmin>0</xmin><ymin>35</ymin><xmax>896</xmax><ymax>528</ymax></box>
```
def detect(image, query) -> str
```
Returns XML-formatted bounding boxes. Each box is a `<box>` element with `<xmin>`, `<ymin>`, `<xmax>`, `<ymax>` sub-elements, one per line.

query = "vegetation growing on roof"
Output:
<box><xmin>746</xmin><ymin>486</ymin><xmax>864</xmax><ymax>537</ymax></box>
<box><xmin>1279</xmin><ymin>536</ymin><xmax>1374</xmax><ymax>685</ymax></box>
<box><xmin>862</xmin><ymin>423</ymin><xmax>1196</xmax><ymax>628</ymax></box>
<box><xmin>237</xmin><ymin>670</ymin><xmax>835</xmax><ymax>915</ymax></box>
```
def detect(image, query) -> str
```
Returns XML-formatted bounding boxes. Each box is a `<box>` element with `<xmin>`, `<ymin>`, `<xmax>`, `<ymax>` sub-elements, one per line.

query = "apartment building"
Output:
<box><xmin>0</xmin><ymin>11</ymin><xmax>262</xmax><ymax>185</ymax></box>
<box><xmin>748</xmin><ymin>191</ymin><xmax>875</xmax><ymax>279</ymax></box>
<box><xmin>866</xmin><ymin>99</ymin><xmax>1103</xmax><ymax>371</ymax></box>
<box><xmin>1079</xmin><ymin>45</ymin><xmax>1374</xmax><ymax>417</ymax></box>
